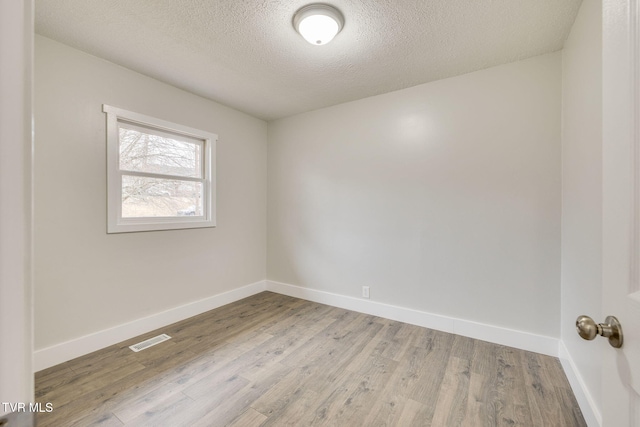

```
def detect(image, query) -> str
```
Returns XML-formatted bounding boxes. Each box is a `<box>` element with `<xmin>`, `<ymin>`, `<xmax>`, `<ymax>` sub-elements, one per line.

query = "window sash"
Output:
<box><xmin>118</xmin><ymin>170</ymin><xmax>205</xmax><ymax>183</ymax></box>
<box><xmin>118</xmin><ymin>120</ymin><xmax>204</xmax><ymax>179</ymax></box>
<box><xmin>120</xmin><ymin>173</ymin><xmax>207</xmax><ymax>220</ymax></box>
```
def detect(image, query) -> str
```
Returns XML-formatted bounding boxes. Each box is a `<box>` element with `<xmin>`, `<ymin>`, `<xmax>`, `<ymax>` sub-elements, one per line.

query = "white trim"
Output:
<box><xmin>102</xmin><ymin>105</ymin><xmax>215</xmax><ymax>141</ymax></box>
<box><xmin>0</xmin><ymin>0</ymin><xmax>33</xmax><ymax>412</ymax></box>
<box><xmin>102</xmin><ymin>104</ymin><xmax>217</xmax><ymax>234</ymax></box>
<box><xmin>33</xmin><ymin>276</ymin><xmax>595</xmax><ymax>423</ymax></box>
<box><xmin>32</xmin><ymin>274</ymin><xmax>599</xmax><ymax>427</ymax></box>
<box><xmin>33</xmin><ymin>280</ymin><xmax>266</xmax><ymax>372</ymax></box>
<box><xmin>558</xmin><ymin>341</ymin><xmax>602</xmax><ymax>427</ymax></box>
<box><xmin>265</xmin><ymin>280</ymin><xmax>558</xmax><ymax>357</ymax></box>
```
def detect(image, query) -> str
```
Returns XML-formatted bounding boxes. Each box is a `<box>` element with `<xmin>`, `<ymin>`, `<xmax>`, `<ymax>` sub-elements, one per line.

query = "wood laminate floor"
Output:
<box><xmin>35</xmin><ymin>292</ymin><xmax>586</xmax><ymax>427</ymax></box>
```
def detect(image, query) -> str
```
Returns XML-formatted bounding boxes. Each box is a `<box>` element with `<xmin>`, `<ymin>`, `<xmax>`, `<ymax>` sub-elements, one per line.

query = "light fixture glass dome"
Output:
<box><xmin>293</xmin><ymin>4</ymin><xmax>344</xmax><ymax>45</ymax></box>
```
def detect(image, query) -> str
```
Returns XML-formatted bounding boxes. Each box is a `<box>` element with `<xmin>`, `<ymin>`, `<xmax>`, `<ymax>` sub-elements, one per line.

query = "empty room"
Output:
<box><xmin>2</xmin><ymin>0</ymin><xmax>639</xmax><ymax>426</ymax></box>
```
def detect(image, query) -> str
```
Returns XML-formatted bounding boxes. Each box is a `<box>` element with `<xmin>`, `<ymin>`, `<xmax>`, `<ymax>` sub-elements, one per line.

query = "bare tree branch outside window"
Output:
<box><xmin>119</xmin><ymin>127</ymin><xmax>203</xmax><ymax>218</ymax></box>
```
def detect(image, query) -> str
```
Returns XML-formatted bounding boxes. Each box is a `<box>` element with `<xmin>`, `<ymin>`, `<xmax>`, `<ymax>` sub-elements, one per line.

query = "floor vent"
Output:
<box><xmin>129</xmin><ymin>334</ymin><xmax>171</xmax><ymax>352</ymax></box>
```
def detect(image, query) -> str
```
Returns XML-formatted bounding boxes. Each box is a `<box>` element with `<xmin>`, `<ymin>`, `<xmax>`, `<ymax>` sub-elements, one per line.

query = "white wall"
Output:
<box><xmin>34</xmin><ymin>36</ymin><xmax>267</xmax><ymax>352</ymax></box>
<box><xmin>268</xmin><ymin>53</ymin><xmax>562</xmax><ymax>337</ymax></box>
<box><xmin>0</xmin><ymin>0</ymin><xmax>33</xmax><ymax>413</ymax></box>
<box><xmin>559</xmin><ymin>0</ymin><xmax>603</xmax><ymax>424</ymax></box>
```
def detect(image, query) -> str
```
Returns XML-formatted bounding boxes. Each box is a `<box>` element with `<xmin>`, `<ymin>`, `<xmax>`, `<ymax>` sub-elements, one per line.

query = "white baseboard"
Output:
<box><xmin>558</xmin><ymin>341</ymin><xmax>601</xmax><ymax>427</ymax></box>
<box><xmin>34</xmin><ymin>277</ymin><xmax>598</xmax><ymax>426</ymax></box>
<box><xmin>266</xmin><ymin>281</ymin><xmax>600</xmax><ymax>422</ymax></box>
<box><xmin>33</xmin><ymin>280</ymin><xmax>267</xmax><ymax>372</ymax></box>
<box><xmin>265</xmin><ymin>280</ymin><xmax>558</xmax><ymax>357</ymax></box>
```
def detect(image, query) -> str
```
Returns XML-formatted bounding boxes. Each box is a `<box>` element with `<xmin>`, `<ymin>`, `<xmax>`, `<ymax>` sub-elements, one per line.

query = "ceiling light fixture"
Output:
<box><xmin>293</xmin><ymin>4</ymin><xmax>344</xmax><ymax>46</ymax></box>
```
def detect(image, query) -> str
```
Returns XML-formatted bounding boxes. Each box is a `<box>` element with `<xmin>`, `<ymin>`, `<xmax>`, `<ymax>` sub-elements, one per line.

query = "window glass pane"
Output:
<box><xmin>119</xmin><ymin>124</ymin><xmax>202</xmax><ymax>178</ymax></box>
<box><xmin>121</xmin><ymin>175</ymin><xmax>204</xmax><ymax>218</ymax></box>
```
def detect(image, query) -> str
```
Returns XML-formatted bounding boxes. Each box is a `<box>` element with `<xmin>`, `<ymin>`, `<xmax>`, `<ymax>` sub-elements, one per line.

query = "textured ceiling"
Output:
<box><xmin>35</xmin><ymin>0</ymin><xmax>582</xmax><ymax>121</ymax></box>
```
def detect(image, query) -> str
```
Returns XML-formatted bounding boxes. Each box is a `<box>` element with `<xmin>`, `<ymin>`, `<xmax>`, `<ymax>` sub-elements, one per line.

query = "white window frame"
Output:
<box><xmin>103</xmin><ymin>104</ymin><xmax>217</xmax><ymax>233</ymax></box>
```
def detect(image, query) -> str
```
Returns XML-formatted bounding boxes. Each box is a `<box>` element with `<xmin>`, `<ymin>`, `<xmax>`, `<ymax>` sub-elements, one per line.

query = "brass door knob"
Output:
<box><xmin>576</xmin><ymin>315</ymin><xmax>623</xmax><ymax>348</ymax></box>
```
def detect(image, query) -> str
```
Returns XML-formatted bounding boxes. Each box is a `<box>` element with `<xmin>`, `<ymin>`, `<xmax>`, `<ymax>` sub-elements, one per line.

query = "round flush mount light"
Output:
<box><xmin>293</xmin><ymin>4</ymin><xmax>344</xmax><ymax>45</ymax></box>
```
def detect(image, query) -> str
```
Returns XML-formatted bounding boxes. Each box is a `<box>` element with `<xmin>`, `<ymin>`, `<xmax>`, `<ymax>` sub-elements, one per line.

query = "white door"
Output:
<box><xmin>602</xmin><ymin>1</ymin><xmax>640</xmax><ymax>426</ymax></box>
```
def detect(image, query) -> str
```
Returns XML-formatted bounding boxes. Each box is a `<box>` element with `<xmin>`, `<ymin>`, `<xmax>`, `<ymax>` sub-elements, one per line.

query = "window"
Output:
<box><xmin>103</xmin><ymin>105</ymin><xmax>217</xmax><ymax>233</ymax></box>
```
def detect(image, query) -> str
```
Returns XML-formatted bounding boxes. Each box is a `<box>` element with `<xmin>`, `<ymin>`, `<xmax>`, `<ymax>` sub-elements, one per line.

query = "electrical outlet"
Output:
<box><xmin>362</xmin><ymin>286</ymin><xmax>370</xmax><ymax>299</ymax></box>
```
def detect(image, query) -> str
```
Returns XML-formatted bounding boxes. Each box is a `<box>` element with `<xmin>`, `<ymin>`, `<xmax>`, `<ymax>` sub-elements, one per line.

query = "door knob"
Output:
<box><xmin>575</xmin><ymin>315</ymin><xmax>623</xmax><ymax>348</ymax></box>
